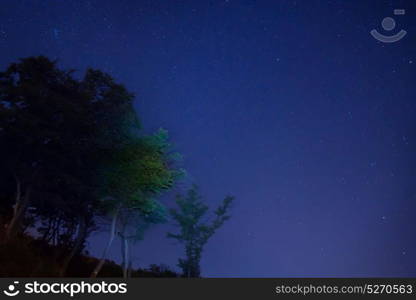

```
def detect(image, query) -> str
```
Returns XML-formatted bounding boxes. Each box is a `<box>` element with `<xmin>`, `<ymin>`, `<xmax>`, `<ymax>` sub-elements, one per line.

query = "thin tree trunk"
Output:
<box><xmin>52</xmin><ymin>217</ymin><xmax>61</xmax><ymax>246</ymax></box>
<box><xmin>59</xmin><ymin>216</ymin><xmax>87</xmax><ymax>277</ymax></box>
<box><xmin>123</xmin><ymin>237</ymin><xmax>129</xmax><ymax>278</ymax></box>
<box><xmin>119</xmin><ymin>226</ymin><xmax>126</xmax><ymax>277</ymax></box>
<box><xmin>120</xmin><ymin>233</ymin><xmax>126</xmax><ymax>277</ymax></box>
<box><xmin>12</xmin><ymin>174</ymin><xmax>21</xmax><ymax>218</ymax></box>
<box><xmin>41</xmin><ymin>219</ymin><xmax>52</xmax><ymax>241</ymax></box>
<box><xmin>90</xmin><ymin>206</ymin><xmax>120</xmax><ymax>278</ymax></box>
<box><xmin>4</xmin><ymin>174</ymin><xmax>21</xmax><ymax>241</ymax></box>
<box><xmin>6</xmin><ymin>184</ymin><xmax>32</xmax><ymax>241</ymax></box>
<box><xmin>119</xmin><ymin>224</ymin><xmax>130</xmax><ymax>278</ymax></box>
<box><xmin>127</xmin><ymin>256</ymin><xmax>132</xmax><ymax>278</ymax></box>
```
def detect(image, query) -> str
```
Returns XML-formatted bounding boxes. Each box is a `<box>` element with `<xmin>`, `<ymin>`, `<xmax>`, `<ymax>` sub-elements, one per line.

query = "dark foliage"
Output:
<box><xmin>0</xmin><ymin>56</ymin><xmax>231</xmax><ymax>278</ymax></box>
<box><xmin>0</xmin><ymin>231</ymin><xmax>180</xmax><ymax>277</ymax></box>
<box><xmin>167</xmin><ymin>185</ymin><xmax>234</xmax><ymax>277</ymax></box>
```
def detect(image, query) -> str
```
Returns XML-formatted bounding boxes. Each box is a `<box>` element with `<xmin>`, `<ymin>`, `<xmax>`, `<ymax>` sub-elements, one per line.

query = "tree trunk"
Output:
<box><xmin>127</xmin><ymin>258</ymin><xmax>132</xmax><ymax>278</ymax></box>
<box><xmin>119</xmin><ymin>224</ymin><xmax>130</xmax><ymax>278</ymax></box>
<box><xmin>122</xmin><ymin>237</ymin><xmax>129</xmax><ymax>278</ymax></box>
<box><xmin>41</xmin><ymin>218</ymin><xmax>52</xmax><ymax>242</ymax></box>
<box><xmin>58</xmin><ymin>216</ymin><xmax>87</xmax><ymax>277</ymax></box>
<box><xmin>12</xmin><ymin>174</ymin><xmax>21</xmax><ymax>218</ymax></box>
<box><xmin>5</xmin><ymin>184</ymin><xmax>32</xmax><ymax>241</ymax></box>
<box><xmin>90</xmin><ymin>206</ymin><xmax>120</xmax><ymax>278</ymax></box>
<box><xmin>4</xmin><ymin>174</ymin><xmax>21</xmax><ymax>241</ymax></box>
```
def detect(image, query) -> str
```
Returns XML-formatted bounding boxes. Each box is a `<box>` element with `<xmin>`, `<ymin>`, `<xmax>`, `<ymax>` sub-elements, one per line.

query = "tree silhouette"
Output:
<box><xmin>0</xmin><ymin>56</ymin><xmax>185</xmax><ymax>277</ymax></box>
<box><xmin>167</xmin><ymin>185</ymin><xmax>234</xmax><ymax>277</ymax></box>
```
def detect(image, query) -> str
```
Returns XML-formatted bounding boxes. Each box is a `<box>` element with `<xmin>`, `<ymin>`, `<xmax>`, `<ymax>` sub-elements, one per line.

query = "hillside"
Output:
<box><xmin>0</xmin><ymin>232</ymin><xmax>180</xmax><ymax>278</ymax></box>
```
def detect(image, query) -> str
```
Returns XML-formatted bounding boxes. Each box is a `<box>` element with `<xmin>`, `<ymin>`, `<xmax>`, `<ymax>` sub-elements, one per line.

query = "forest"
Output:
<box><xmin>0</xmin><ymin>56</ymin><xmax>234</xmax><ymax>278</ymax></box>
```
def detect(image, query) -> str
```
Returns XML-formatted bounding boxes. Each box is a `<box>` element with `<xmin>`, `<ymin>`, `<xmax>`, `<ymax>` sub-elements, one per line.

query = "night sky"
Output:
<box><xmin>1</xmin><ymin>0</ymin><xmax>416</xmax><ymax>277</ymax></box>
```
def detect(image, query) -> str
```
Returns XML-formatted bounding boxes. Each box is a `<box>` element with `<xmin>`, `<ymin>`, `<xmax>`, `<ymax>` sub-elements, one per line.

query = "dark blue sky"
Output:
<box><xmin>1</xmin><ymin>0</ymin><xmax>416</xmax><ymax>277</ymax></box>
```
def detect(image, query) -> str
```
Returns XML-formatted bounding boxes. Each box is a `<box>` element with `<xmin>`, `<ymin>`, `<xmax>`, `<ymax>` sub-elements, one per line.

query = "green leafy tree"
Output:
<box><xmin>167</xmin><ymin>185</ymin><xmax>234</xmax><ymax>278</ymax></box>
<box><xmin>91</xmin><ymin>129</ymin><xmax>183</xmax><ymax>278</ymax></box>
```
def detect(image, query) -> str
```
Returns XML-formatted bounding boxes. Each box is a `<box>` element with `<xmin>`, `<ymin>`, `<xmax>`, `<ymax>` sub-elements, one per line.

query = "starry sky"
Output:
<box><xmin>1</xmin><ymin>0</ymin><xmax>416</xmax><ymax>277</ymax></box>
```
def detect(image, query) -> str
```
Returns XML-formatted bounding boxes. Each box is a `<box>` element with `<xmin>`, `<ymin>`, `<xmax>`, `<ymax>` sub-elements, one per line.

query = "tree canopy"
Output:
<box><xmin>0</xmin><ymin>56</ymin><xmax>183</xmax><ymax>276</ymax></box>
<box><xmin>0</xmin><ymin>56</ymin><xmax>233</xmax><ymax>278</ymax></box>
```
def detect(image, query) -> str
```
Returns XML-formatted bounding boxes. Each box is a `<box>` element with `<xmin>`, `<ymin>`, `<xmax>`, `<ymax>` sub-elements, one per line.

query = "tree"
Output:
<box><xmin>90</xmin><ymin>129</ymin><xmax>183</xmax><ymax>278</ymax></box>
<box><xmin>0</xmin><ymin>56</ymin><xmax>180</xmax><ymax>277</ymax></box>
<box><xmin>0</xmin><ymin>56</ymin><xmax>93</xmax><ymax>242</ymax></box>
<box><xmin>118</xmin><ymin>200</ymin><xmax>167</xmax><ymax>278</ymax></box>
<box><xmin>0</xmin><ymin>56</ymin><xmax>187</xmax><ymax>278</ymax></box>
<box><xmin>167</xmin><ymin>186</ymin><xmax>234</xmax><ymax>277</ymax></box>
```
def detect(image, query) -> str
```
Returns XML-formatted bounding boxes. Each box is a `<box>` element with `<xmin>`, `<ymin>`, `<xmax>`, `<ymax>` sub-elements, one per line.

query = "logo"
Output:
<box><xmin>371</xmin><ymin>9</ymin><xmax>407</xmax><ymax>43</ymax></box>
<box><xmin>2</xmin><ymin>281</ymin><xmax>127</xmax><ymax>297</ymax></box>
<box><xmin>3</xmin><ymin>281</ymin><xmax>20</xmax><ymax>297</ymax></box>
